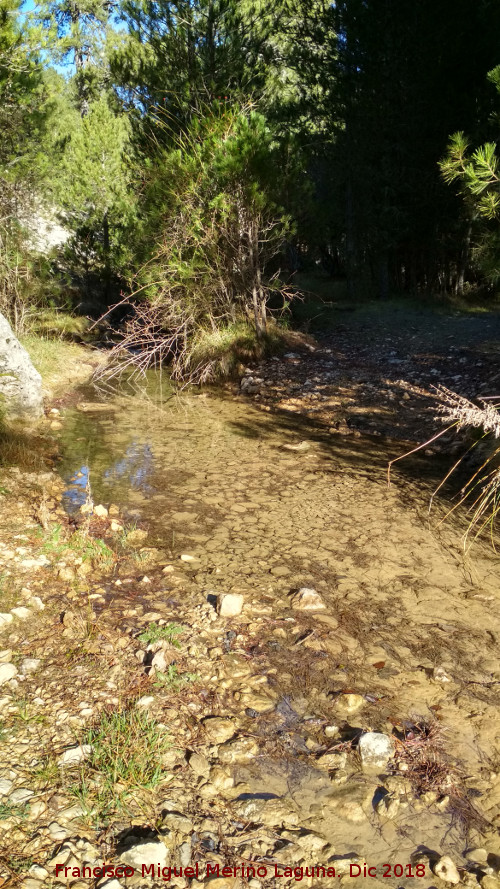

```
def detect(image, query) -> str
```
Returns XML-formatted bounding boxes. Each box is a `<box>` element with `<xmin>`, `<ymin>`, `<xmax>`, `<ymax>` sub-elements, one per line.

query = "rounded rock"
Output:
<box><xmin>358</xmin><ymin>732</ymin><xmax>394</xmax><ymax>771</ymax></box>
<box><xmin>432</xmin><ymin>855</ymin><xmax>461</xmax><ymax>885</ymax></box>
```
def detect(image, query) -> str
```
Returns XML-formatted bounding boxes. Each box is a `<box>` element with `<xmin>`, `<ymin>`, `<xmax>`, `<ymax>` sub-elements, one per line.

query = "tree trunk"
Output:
<box><xmin>103</xmin><ymin>211</ymin><xmax>111</xmax><ymax>301</ymax></box>
<box><xmin>249</xmin><ymin>222</ymin><xmax>265</xmax><ymax>340</ymax></box>
<box><xmin>456</xmin><ymin>219</ymin><xmax>472</xmax><ymax>295</ymax></box>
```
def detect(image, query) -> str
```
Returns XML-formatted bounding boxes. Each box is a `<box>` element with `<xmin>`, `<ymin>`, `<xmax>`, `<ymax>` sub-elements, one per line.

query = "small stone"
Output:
<box><xmin>187</xmin><ymin>752</ymin><xmax>210</xmax><ymax>777</ymax></box>
<box><xmin>358</xmin><ymin>732</ymin><xmax>394</xmax><ymax>771</ymax></box>
<box><xmin>218</xmin><ymin>737</ymin><xmax>259</xmax><ymax>763</ymax></box>
<box><xmin>375</xmin><ymin>794</ymin><xmax>400</xmax><ymax>819</ymax></box>
<box><xmin>234</xmin><ymin>796</ymin><xmax>299</xmax><ymax>828</ymax></box>
<box><xmin>295</xmin><ymin>831</ymin><xmax>328</xmax><ymax>853</ymax></box>
<box><xmin>28</xmin><ymin>799</ymin><xmax>46</xmax><ymax>819</ymax></box>
<box><xmin>432</xmin><ymin>855</ymin><xmax>461</xmax><ymax>885</ymax></box>
<box><xmin>324</xmin><ymin>725</ymin><xmax>340</xmax><ymax>738</ymax></box>
<box><xmin>58</xmin><ymin>744</ymin><xmax>93</xmax><ymax>767</ymax></box>
<box><xmin>0</xmin><ymin>777</ymin><xmax>13</xmax><ymax>796</ymax></box>
<box><xmin>57</xmin><ymin>803</ymin><xmax>86</xmax><ymax>821</ymax></box>
<box><xmin>240</xmin><ymin>691</ymin><xmax>276</xmax><ymax>713</ymax></box>
<box><xmin>282</xmin><ymin>441</ymin><xmax>310</xmax><ymax>452</ymax></box>
<box><xmin>0</xmin><ymin>613</ymin><xmax>13</xmax><ymax>626</ymax></box>
<box><xmin>135</xmin><ymin>695</ymin><xmax>155</xmax><ymax>709</ymax></box>
<box><xmin>466</xmin><ymin>849</ymin><xmax>488</xmax><ymax>864</ymax></box>
<box><xmin>124</xmin><ymin>528</ymin><xmax>148</xmax><ymax>546</ymax></box>
<box><xmin>120</xmin><ymin>840</ymin><xmax>168</xmax><ymax>869</ymax></box>
<box><xmin>209</xmin><ymin>766</ymin><xmax>234</xmax><ymax>792</ymax></box>
<box><xmin>0</xmin><ymin>663</ymin><xmax>17</xmax><ymax>685</ymax></box>
<box><xmin>28</xmin><ymin>597</ymin><xmax>44</xmax><ymax>611</ymax></box>
<box><xmin>20</xmin><ymin>658</ymin><xmax>41</xmax><ymax>675</ymax></box>
<box><xmin>316</xmin><ymin>752</ymin><xmax>347</xmax><ymax>771</ymax></box>
<box><xmin>290</xmin><ymin>587</ymin><xmax>326</xmax><ymax>611</ymax></box>
<box><xmin>202</xmin><ymin>717</ymin><xmax>236</xmax><ymax>744</ymax></box>
<box><xmin>94</xmin><ymin>504</ymin><xmax>108</xmax><ymax>518</ymax></box>
<box><xmin>29</xmin><ymin>867</ymin><xmax>48</xmax><ymax>880</ymax></box>
<box><xmin>270</xmin><ymin>566</ymin><xmax>291</xmax><ymax>576</ymax></box>
<box><xmin>19</xmin><ymin>879</ymin><xmax>43</xmax><ymax>889</ymax></box>
<box><xmin>58</xmin><ymin>566</ymin><xmax>76</xmax><ymax>582</ymax></box>
<box><xmin>48</xmin><ymin>822</ymin><xmax>69</xmax><ymax>841</ymax></box>
<box><xmin>162</xmin><ymin>812</ymin><xmax>193</xmax><ymax>833</ymax></box>
<box><xmin>336</xmin><ymin>692</ymin><xmax>365</xmax><ymax>714</ymax></box>
<box><xmin>178</xmin><ymin>842</ymin><xmax>191</xmax><ymax>867</ymax></box>
<box><xmin>205</xmin><ymin>880</ymin><xmax>241</xmax><ymax>889</ymax></box>
<box><xmin>0</xmin><ymin>650</ymin><xmax>12</xmax><ymax>663</ymax></box>
<box><xmin>433</xmin><ymin>666</ymin><xmax>452</xmax><ymax>683</ymax></box>
<box><xmin>9</xmin><ymin>788</ymin><xmax>34</xmax><ymax>804</ymax></box>
<box><xmin>98</xmin><ymin>880</ymin><xmax>123</xmax><ymax>889</ymax></box>
<box><xmin>481</xmin><ymin>878</ymin><xmax>500</xmax><ymax>889</ymax></box>
<box><xmin>151</xmin><ymin>650</ymin><xmax>168</xmax><ymax>673</ymax></box>
<box><xmin>180</xmin><ymin>553</ymin><xmax>198</xmax><ymax>562</ymax></box>
<box><xmin>218</xmin><ymin>593</ymin><xmax>244</xmax><ymax>617</ymax></box>
<box><xmin>11</xmin><ymin>607</ymin><xmax>31</xmax><ymax>620</ymax></box>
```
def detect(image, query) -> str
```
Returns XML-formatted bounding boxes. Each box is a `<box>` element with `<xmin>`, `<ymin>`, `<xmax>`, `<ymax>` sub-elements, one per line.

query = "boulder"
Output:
<box><xmin>0</xmin><ymin>313</ymin><xmax>43</xmax><ymax>420</ymax></box>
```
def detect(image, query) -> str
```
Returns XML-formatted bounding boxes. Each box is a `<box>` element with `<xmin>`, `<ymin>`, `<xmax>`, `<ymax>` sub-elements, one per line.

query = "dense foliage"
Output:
<box><xmin>3</xmin><ymin>0</ymin><xmax>500</xmax><ymax>366</ymax></box>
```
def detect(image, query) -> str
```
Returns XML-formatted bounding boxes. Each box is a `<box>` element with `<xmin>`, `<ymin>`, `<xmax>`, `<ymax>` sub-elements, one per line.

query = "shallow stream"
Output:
<box><xmin>54</xmin><ymin>376</ymin><xmax>500</xmax><ymax>871</ymax></box>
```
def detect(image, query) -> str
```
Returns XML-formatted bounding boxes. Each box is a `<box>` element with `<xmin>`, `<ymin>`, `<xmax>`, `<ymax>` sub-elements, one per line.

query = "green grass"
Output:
<box><xmin>69</xmin><ymin>708</ymin><xmax>171</xmax><ymax>827</ymax></box>
<box><xmin>32</xmin><ymin>755</ymin><xmax>60</xmax><ymax>787</ymax></box>
<box><xmin>22</xmin><ymin>334</ymin><xmax>90</xmax><ymax>380</ymax></box>
<box><xmin>153</xmin><ymin>664</ymin><xmax>199</xmax><ymax>691</ymax></box>
<box><xmin>5</xmin><ymin>855</ymin><xmax>34</xmax><ymax>873</ymax></box>
<box><xmin>26</xmin><ymin>308</ymin><xmax>90</xmax><ymax>339</ymax></box>
<box><xmin>40</xmin><ymin>524</ymin><xmax>116</xmax><ymax>571</ymax></box>
<box><xmin>138</xmin><ymin>622</ymin><xmax>183</xmax><ymax>648</ymax></box>
<box><xmin>0</xmin><ymin>802</ymin><xmax>30</xmax><ymax>821</ymax></box>
<box><xmin>11</xmin><ymin>698</ymin><xmax>46</xmax><ymax>725</ymax></box>
<box><xmin>185</xmin><ymin>319</ymin><xmax>294</xmax><ymax>381</ymax></box>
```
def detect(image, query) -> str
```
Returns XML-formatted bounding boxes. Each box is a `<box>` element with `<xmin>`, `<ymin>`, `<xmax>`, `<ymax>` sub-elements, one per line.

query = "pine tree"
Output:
<box><xmin>32</xmin><ymin>0</ymin><xmax>112</xmax><ymax>115</ymax></box>
<box><xmin>56</xmin><ymin>94</ymin><xmax>135</xmax><ymax>294</ymax></box>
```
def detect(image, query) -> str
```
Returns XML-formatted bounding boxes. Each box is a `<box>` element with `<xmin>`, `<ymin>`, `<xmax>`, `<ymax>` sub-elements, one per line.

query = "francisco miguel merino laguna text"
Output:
<box><xmin>55</xmin><ymin>862</ymin><xmax>427</xmax><ymax>881</ymax></box>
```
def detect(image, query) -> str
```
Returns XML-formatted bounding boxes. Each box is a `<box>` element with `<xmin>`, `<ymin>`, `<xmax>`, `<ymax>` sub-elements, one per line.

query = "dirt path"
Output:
<box><xmin>241</xmin><ymin>301</ymin><xmax>500</xmax><ymax>443</ymax></box>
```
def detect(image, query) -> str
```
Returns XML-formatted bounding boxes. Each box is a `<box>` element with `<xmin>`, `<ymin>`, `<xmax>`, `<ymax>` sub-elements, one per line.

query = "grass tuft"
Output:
<box><xmin>138</xmin><ymin>622</ymin><xmax>183</xmax><ymax>648</ymax></box>
<box><xmin>69</xmin><ymin>707</ymin><xmax>170</xmax><ymax>826</ymax></box>
<box><xmin>153</xmin><ymin>664</ymin><xmax>199</xmax><ymax>691</ymax></box>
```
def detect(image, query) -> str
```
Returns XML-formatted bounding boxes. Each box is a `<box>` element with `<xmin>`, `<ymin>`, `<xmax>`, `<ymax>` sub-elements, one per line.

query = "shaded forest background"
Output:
<box><xmin>3</xmin><ymin>0</ymin><xmax>500</xmax><ymax>381</ymax></box>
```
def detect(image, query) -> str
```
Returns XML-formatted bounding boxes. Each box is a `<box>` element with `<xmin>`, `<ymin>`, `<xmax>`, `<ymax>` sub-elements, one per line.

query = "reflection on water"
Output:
<box><xmin>63</xmin><ymin>465</ymin><xmax>90</xmax><ymax>512</ymax></box>
<box><xmin>63</xmin><ymin>442</ymin><xmax>156</xmax><ymax>513</ymax></box>
<box><xmin>103</xmin><ymin>442</ymin><xmax>155</xmax><ymax>492</ymax></box>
